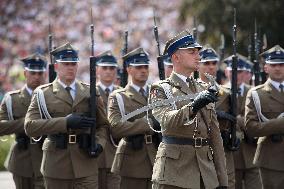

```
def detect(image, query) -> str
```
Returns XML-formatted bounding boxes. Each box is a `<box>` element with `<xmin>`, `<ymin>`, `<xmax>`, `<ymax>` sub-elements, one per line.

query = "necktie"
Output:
<box><xmin>65</xmin><ymin>86</ymin><xmax>73</xmax><ymax>103</ymax></box>
<box><xmin>237</xmin><ymin>87</ymin><xmax>242</xmax><ymax>96</ymax></box>
<box><xmin>139</xmin><ymin>88</ymin><xmax>147</xmax><ymax>99</ymax></box>
<box><xmin>279</xmin><ymin>84</ymin><xmax>284</xmax><ymax>93</ymax></box>
<box><xmin>105</xmin><ymin>88</ymin><xmax>110</xmax><ymax>97</ymax></box>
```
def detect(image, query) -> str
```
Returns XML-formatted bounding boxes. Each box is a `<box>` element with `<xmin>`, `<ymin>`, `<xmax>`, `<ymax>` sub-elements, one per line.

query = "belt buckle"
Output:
<box><xmin>194</xmin><ymin>137</ymin><xmax>203</xmax><ymax>148</ymax></box>
<box><xmin>69</xmin><ymin>135</ymin><xmax>77</xmax><ymax>144</ymax></box>
<box><xmin>144</xmin><ymin>135</ymin><xmax>152</xmax><ymax>144</ymax></box>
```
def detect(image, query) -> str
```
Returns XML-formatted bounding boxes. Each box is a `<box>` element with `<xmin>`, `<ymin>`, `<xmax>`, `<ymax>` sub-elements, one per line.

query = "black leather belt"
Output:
<box><xmin>162</xmin><ymin>136</ymin><xmax>210</xmax><ymax>148</ymax></box>
<box><xmin>48</xmin><ymin>134</ymin><xmax>88</xmax><ymax>144</ymax></box>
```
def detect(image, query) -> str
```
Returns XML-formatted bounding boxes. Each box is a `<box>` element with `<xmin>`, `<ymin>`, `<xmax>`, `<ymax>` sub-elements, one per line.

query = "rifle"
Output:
<box><xmin>260</xmin><ymin>33</ymin><xmax>268</xmax><ymax>83</ymax></box>
<box><xmin>229</xmin><ymin>8</ymin><xmax>239</xmax><ymax>151</ymax></box>
<box><xmin>48</xmin><ymin>23</ymin><xmax>56</xmax><ymax>82</ymax></box>
<box><xmin>121</xmin><ymin>30</ymin><xmax>128</xmax><ymax>87</ymax></box>
<box><xmin>89</xmin><ymin>8</ymin><xmax>98</xmax><ymax>157</ymax></box>
<box><xmin>253</xmin><ymin>19</ymin><xmax>260</xmax><ymax>86</ymax></box>
<box><xmin>216</xmin><ymin>34</ymin><xmax>225</xmax><ymax>84</ymax></box>
<box><xmin>192</xmin><ymin>17</ymin><xmax>199</xmax><ymax>79</ymax></box>
<box><xmin>153</xmin><ymin>9</ymin><xmax>165</xmax><ymax>80</ymax></box>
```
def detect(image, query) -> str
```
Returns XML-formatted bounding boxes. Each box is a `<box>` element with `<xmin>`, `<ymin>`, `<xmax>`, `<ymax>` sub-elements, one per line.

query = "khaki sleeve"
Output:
<box><xmin>0</xmin><ymin>95</ymin><xmax>25</xmax><ymax>135</ymax></box>
<box><xmin>107</xmin><ymin>92</ymin><xmax>151</xmax><ymax>139</ymax></box>
<box><xmin>208</xmin><ymin>109</ymin><xmax>228</xmax><ymax>187</ymax></box>
<box><xmin>245</xmin><ymin>89</ymin><xmax>284</xmax><ymax>137</ymax></box>
<box><xmin>95</xmin><ymin>96</ymin><xmax>108</xmax><ymax>148</ymax></box>
<box><xmin>150</xmin><ymin>85</ymin><xmax>195</xmax><ymax>130</ymax></box>
<box><xmin>24</xmin><ymin>90</ymin><xmax>67</xmax><ymax>137</ymax></box>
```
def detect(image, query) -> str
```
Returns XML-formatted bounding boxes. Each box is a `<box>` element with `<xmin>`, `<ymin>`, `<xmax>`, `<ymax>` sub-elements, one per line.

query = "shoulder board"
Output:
<box><xmin>80</xmin><ymin>81</ymin><xmax>90</xmax><ymax>86</ymax></box>
<box><xmin>113</xmin><ymin>88</ymin><xmax>126</xmax><ymax>94</ymax></box>
<box><xmin>151</xmin><ymin>79</ymin><xmax>170</xmax><ymax>87</ymax></box>
<box><xmin>252</xmin><ymin>84</ymin><xmax>265</xmax><ymax>91</ymax></box>
<box><xmin>7</xmin><ymin>89</ymin><xmax>21</xmax><ymax>96</ymax></box>
<box><xmin>37</xmin><ymin>83</ymin><xmax>53</xmax><ymax>89</ymax></box>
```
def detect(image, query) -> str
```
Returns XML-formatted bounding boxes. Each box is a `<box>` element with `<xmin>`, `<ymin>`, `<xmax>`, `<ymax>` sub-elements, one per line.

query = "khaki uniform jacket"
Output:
<box><xmin>150</xmin><ymin>73</ymin><xmax>228</xmax><ymax>189</ymax></box>
<box><xmin>97</xmin><ymin>84</ymin><xmax>121</xmax><ymax>169</ymax></box>
<box><xmin>108</xmin><ymin>84</ymin><xmax>157</xmax><ymax>178</ymax></box>
<box><xmin>232</xmin><ymin>84</ymin><xmax>257</xmax><ymax>169</ymax></box>
<box><xmin>245</xmin><ymin>79</ymin><xmax>284</xmax><ymax>170</ymax></box>
<box><xmin>215</xmin><ymin>86</ymin><xmax>235</xmax><ymax>177</ymax></box>
<box><xmin>24</xmin><ymin>79</ymin><xmax>108</xmax><ymax>179</ymax></box>
<box><xmin>0</xmin><ymin>87</ymin><xmax>42</xmax><ymax>178</ymax></box>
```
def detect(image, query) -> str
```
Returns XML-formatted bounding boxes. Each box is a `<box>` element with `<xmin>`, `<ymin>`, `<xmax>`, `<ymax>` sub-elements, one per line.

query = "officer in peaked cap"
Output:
<box><xmin>245</xmin><ymin>45</ymin><xmax>284</xmax><ymax>189</ymax></box>
<box><xmin>150</xmin><ymin>30</ymin><xmax>228</xmax><ymax>189</ymax></box>
<box><xmin>0</xmin><ymin>53</ymin><xmax>47</xmax><ymax>189</ymax></box>
<box><xmin>96</xmin><ymin>50</ymin><xmax>121</xmax><ymax>189</ymax></box>
<box><xmin>223</xmin><ymin>54</ymin><xmax>262</xmax><ymax>189</ymax></box>
<box><xmin>198</xmin><ymin>45</ymin><xmax>238</xmax><ymax>189</ymax></box>
<box><xmin>24</xmin><ymin>42</ymin><xmax>109</xmax><ymax>189</ymax></box>
<box><xmin>108</xmin><ymin>47</ymin><xmax>159</xmax><ymax>189</ymax></box>
<box><xmin>163</xmin><ymin>55</ymin><xmax>173</xmax><ymax>78</ymax></box>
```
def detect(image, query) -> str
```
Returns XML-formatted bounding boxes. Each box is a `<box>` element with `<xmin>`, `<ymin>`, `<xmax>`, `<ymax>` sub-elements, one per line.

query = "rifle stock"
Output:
<box><xmin>48</xmin><ymin>24</ymin><xmax>56</xmax><ymax>82</ymax></box>
<box><xmin>121</xmin><ymin>30</ymin><xmax>128</xmax><ymax>87</ymax></box>
<box><xmin>192</xmin><ymin>17</ymin><xmax>199</xmax><ymax>79</ymax></box>
<box><xmin>88</xmin><ymin>10</ymin><xmax>98</xmax><ymax>157</ymax></box>
<box><xmin>229</xmin><ymin>8</ymin><xmax>239</xmax><ymax>151</ymax></box>
<box><xmin>153</xmin><ymin>9</ymin><xmax>165</xmax><ymax>80</ymax></box>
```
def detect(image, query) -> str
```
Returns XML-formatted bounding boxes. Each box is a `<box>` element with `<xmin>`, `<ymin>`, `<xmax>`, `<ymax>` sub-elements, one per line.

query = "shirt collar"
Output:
<box><xmin>239</xmin><ymin>83</ymin><xmax>245</xmax><ymax>96</ymax></box>
<box><xmin>98</xmin><ymin>81</ymin><xmax>114</xmax><ymax>92</ymax></box>
<box><xmin>269</xmin><ymin>79</ymin><xmax>284</xmax><ymax>92</ymax></box>
<box><xmin>25</xmin><ymin>85</ymin><xmax>33</xmax><ymax>96</ymax></box>
<box><xmin>130</xmin><ymin>83</ymin><xmax>147</xmax><ymax>93</ymax></box>
<box><xmin>173</xmin><ymin>71</ymin><xmax>189</xmax><ymax>84</ymax></box>
<box><xmin>58</xmin><ymin>79</ymin><xmax>76</xmax><ymax>91</ymax></box>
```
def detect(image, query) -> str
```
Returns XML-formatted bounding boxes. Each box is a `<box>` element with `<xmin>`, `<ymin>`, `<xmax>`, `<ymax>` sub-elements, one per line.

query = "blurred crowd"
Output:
<box><xmin>0</xmin><ymin>0</ymin><xmax>189</xmax><ymax>102</ymax></box>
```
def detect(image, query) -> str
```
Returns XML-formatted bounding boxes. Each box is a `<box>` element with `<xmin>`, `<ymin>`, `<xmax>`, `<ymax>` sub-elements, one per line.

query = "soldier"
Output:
<box><xmin>150</xmin><ymin>30</ymin><xmax>228</xmax><ymax>189</ymax></box>
<box><xmin>245</xmin><ymin>45</ymin><xmax>284</xmax><ymax>189</ymax></box>
<box><xmin>198</xmin><ymin>46</ymin><xmax>236</xmax><ymax>189</ymax></box>
<box><xmin>24</xmin><ymin>43</ymin><xmax>108</xmax><ymax>189</ymax></box>
<box><xmin>108</xmin><ymin>47</ymin><xmax>159</xmax><ymax>189</ymax></box>
<box><xmin>96</xmin><ymin>50</ymin><xmax>121</xmax><ymax>189</ymax></box>
<box><xmin>0</xmin><ymin>53</ymin><xmax>47</xmax><ymax>189</ymax></box>
<box><xmin>223</xmin><ymin>55</ymin><xmax>262</xmax><ymax>189</ymax></box>
<box><xmin>163</xmin><ymin>55</ymin><xmax>173</xmax><ymax>78</ymax></box>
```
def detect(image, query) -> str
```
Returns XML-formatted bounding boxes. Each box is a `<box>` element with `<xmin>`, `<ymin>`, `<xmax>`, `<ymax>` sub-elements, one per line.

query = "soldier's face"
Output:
<box><xmin>165</xmin><ymin>65</ymin><xmax>173</xmax><ymax>78</ymax></box>
<box><xmin>97</xmin><ymin>66</ymin><xmax>117</xmax><ymax>84</ymax></box>
<box><xmin>174</xmin><ymin>48</ymin><xmax>200</xmax><ymax>72</ymax></box>
<box><xmin>127</xmin><ymin>65</ymin><xmax>149</xmax><ymax>84</ymax></box>
<box><xmin>265</xmin><ymin>63</ymin><xmax>284</xmax><ymax>82</ymax></box>
<box><xmin>24</xmin><ymin>70</ymin><xmax>46</xmax><ymax>90</ymax></box>
<box><xmin>199</xmin><ymin>61</ymin><xmax>217</xmax><ymax>77</ymax></box>
<box><xmin>225</xmin><ymin>70</ymin><xmax>247</xmax><ymax>86</ymax></box>
<box><xmin>55</xmin><ymin>62</ymin><xmax>78</xmax><ymax>83</ymax></box>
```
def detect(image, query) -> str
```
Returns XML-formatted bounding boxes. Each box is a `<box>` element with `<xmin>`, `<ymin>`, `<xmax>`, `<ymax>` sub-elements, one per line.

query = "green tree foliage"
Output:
<box><xmin>179</xmin><ymin>0</ymin><xmax>284</xmax><ymax>56</ymax></box>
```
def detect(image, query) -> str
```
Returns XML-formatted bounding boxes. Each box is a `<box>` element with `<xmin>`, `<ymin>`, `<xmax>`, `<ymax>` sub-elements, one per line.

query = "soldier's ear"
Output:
<box><xmin>54</xmin><ymin>63</ymin><xmax>59</xmax><ymax>71</ymax></box>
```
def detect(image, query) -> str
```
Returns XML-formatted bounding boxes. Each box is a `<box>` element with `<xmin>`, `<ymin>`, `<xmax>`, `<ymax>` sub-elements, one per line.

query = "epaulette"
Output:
<box><xmin>80</xmin><ymin>81</ymin><xmax>90</xmax><ymax>86</ymax></box>
<box><xmin>151</xmin><ymin>79</ymin><xmax>170</xmax><ymax>88</ymax></box>
<box><xmin>37</xmin><ymin>83</ymin><xmax>53</xmax><ymax>89</ymax></box>
<box><xmin>252</xmin><ymin>84</ymin><xmax>265</xmax><ymax>91</ymax></box>
<box><xmin>7</xmin><ymin>89</ymin><xmax>21</xmax><ymax>96</ymax></box>
<box><xmin>112</xmin><ymin>88</ymin><xmax>126</xmax><ymax>94</ymax></box>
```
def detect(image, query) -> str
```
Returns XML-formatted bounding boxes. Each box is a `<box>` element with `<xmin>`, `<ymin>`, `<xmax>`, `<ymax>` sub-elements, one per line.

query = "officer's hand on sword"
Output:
<box><xmin>191</xmin><ymin>86</ymin><xmax>218</xmax><ymax>113</ymax></box>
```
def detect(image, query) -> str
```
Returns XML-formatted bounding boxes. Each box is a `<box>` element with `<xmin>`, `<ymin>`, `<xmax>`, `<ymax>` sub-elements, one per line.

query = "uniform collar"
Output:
<box><xmin>130</xmin><ymin>82</ymin><xmax>147</xmax><ymax>93</ymax></box>
<box><xmin>173</xmin><ymin>71</ymin><xmax>188</xmax><ymax>84</ymax></box>
<box><xmin>25</xmin><ymin>84</ymin><xmax>33</xmax><ymax>96</ymax></box>
<box><xmin>269</xmin><ymin>78</ymin><xmax>284</xmax><ymax>92</ymax></box>
<box><xmin>58</xmin><ymin>79</ymin><xmax>76</xmax><ymax>91</ymax></box>
<box><xmin>98</xmin><ymin>81</ymin><xmax>114</xmax><ymax>92</ymax></box>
